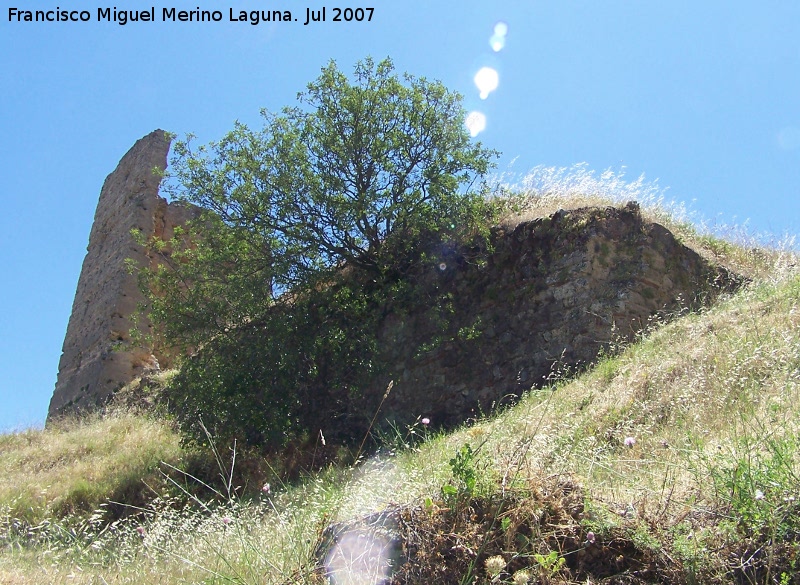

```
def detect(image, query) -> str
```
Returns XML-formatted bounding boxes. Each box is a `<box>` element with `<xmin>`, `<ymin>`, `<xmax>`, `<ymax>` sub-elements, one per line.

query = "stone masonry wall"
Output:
<box><xmin>49</xmin><ymin>130</ymin><xmax>198</xmax><ymax>419</ymax></box>
<box><xmin>340</xmin><ymin>202</ymin><xmax>741</xmax><ymax>435</ymax></box>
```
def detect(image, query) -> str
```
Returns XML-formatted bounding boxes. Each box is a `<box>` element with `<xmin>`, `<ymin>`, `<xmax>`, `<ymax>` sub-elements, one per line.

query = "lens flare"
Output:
<box><xmin>325</xmin><ymin>529</ymin><xmax>394</xmax><ymax>585</ymax></box>
<box><xmin>322</xmin><ymin>507</ymin><xmax>402</xmax><ymax>585</ymax></box>
<box><xmin>490</xmin><ymin>35</ymin><xmax>505</xmax><ymax>52</ymax></box>
<box><xmin>474</xmin><ymin>67</ymin><xmax>499</xmax><ymax>99</ymax></box>
<box><xmin>465</xmin><ymin>111</ymin><xmax>487</xmax><ymax>137</ymax></box>
<box><xmin>489</xmin><ymin>21</ymin><xmax>508</xmax><ymax>52</ymax></box>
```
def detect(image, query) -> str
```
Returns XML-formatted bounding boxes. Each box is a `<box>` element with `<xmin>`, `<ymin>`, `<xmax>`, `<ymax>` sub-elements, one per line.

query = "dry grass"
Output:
<box><xmin>472</xmin><ymin>271</ymin><xmax>800</xmax><ymax>509</ymax></box>
<box><xmin>3</xmin><ymin>176</ymin><xmax>800</xmax><ymax>583</ymax></box>
<box><xmin>490</xmin><ymin>163</ymin><xmax>797</xmax><ymax>280</ymax></box>
<box><xmin>0</xmin><ymin>412</ymin><xmax>184</xmax><ymax>524</ymax></box>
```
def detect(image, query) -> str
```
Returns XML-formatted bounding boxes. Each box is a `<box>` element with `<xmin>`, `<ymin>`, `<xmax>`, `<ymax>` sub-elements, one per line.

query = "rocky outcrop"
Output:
<box><xmin>49</xmin><ymin>130</ymin><xmax>198</xmax><ymax>419</ymax></box>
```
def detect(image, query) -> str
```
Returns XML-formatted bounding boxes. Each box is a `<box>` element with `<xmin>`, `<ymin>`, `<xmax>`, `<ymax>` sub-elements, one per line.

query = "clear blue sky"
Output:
<box><xmin>1</xmin><ymin>1</ymin><xmax>798</xmax><ymax>431</ymax></box>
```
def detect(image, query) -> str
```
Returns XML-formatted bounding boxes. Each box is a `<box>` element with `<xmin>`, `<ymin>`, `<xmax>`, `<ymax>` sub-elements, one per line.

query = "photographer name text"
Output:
<box><xmin>8</xmin><ymin>6</ymin><xmax>374</xmax><ymax>25</ymax></box>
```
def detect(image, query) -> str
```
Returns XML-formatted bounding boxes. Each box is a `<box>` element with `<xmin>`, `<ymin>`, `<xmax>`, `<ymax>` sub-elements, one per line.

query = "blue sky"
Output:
<box><xmin>1</xmin><ymin>1</ymin><xmax>798</xmax><ymax>431</ymax></box>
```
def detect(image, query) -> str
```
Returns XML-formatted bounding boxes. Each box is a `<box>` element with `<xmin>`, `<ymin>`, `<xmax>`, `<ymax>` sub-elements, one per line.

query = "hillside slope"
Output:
<box><xmin>3</xmin><ymin>250</ymin><xmax>799</xmax><ymax>583</ymax></box>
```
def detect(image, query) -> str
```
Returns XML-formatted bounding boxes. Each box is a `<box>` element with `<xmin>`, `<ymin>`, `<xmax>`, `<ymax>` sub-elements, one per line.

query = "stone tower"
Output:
<box><xmin>49</xmin><ymin>130</ymin><xmax>197</xmax><ymax>419</ymax></box>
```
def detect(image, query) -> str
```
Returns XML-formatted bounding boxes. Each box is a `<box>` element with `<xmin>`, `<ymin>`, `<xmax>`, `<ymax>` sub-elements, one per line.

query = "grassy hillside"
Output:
<box><xmin>3</xmin><ymin>183</ymin><xmax>798</xmax><ymax>584</ymax></box>
<box><xmin>0</xmin><ymin>412</ymin><xmax>184</xmax><ymax>524</ymax></box>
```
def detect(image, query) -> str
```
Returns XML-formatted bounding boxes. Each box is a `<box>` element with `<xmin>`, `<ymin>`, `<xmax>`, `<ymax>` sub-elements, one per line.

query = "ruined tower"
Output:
<box><xmin>49</xmin><ymin>130</ymin><xmax>197</xmax><ymax>419</ymax></box>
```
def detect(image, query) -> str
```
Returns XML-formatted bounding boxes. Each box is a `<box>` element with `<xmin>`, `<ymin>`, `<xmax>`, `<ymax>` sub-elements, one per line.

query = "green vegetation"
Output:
<box><xmin>139</xmin><ymin>57</ymin><xmax>497</xmax><ymax>449</ymax></box>
<box><xmin>3</xmin><ymin>248</ymin><xmax>799</xmax><ymax>583</ymax></box>
<box><xmin>4</xmin><ymin>61</ymin><xmax>800</xmax><ymax>584</ymax></box>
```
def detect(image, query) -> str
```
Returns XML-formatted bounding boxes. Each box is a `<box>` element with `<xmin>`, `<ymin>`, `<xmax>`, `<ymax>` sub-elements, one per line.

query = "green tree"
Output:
<box><xmin>142</xmin><ymin>57</ymin><xmax>497</xmax><ymax>447</ymax></box>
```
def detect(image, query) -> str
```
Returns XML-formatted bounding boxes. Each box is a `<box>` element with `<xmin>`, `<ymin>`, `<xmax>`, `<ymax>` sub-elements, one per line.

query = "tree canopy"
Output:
<box><xmin>141</xmin><ymin>57</ymin><xmax>498</xmax><ymax>447</ymax></box>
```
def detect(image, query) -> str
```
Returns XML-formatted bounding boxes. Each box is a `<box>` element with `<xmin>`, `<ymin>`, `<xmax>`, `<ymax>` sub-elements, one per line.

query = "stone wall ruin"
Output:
<box><xmin>49</xmin><ymin>130</ymin><xmax>198</xmax><ymax>419</ymax></box>
<box><xmin>49</xmin><ymin>131</ymin><xmax>742</xmax><ymax>435</ymax></box>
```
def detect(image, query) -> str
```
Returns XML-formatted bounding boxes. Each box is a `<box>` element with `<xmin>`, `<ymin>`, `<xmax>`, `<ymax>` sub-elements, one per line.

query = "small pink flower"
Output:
<box><xmin>586</xmin><ymin>531</ymin><xmax>596</xmax><ymax>544</ymax></box>
<box><xmin>222</xmin><ymin>516</ymin><xmax>231</xmax><ymax>525</ymax></box>
<box><xmin>136</xmin><ymin>526</ymin><xmax>145</xmax><ymax>537</ymax></box>
<box><xmin>262</xmin><ymin>483</ymin><xmax>271</xmax><ymax>495</ymax></box>
<box><xmin>624</xmin><ymin>436</ymin><xmax>636</xmax><ymax>448</ymax></box>
<box><xmin>421</xmin><ymin>417</ymin><xmax>430</xmax><ymax>425</ymax></box>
